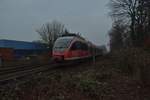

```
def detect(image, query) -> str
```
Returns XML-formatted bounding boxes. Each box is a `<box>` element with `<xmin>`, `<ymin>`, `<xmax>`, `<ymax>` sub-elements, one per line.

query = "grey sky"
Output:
<box><xmin>0</xmin><ymin>0</ymin><xmax>112</xmax><ymax>45</ymax></box>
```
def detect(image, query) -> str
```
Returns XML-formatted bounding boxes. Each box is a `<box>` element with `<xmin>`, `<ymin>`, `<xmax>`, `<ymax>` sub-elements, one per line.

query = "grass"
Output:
<box><xmin>0</xmin><ymin>48</ymin><xmax>150</xmax><ymax>100</ymax></box>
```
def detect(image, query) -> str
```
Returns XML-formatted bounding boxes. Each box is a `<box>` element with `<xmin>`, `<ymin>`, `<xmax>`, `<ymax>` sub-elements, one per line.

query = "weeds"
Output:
<box><xmin>1</xmin><ymin>48</ymin><xmax>150</xmax><ymax>100</ymax></box>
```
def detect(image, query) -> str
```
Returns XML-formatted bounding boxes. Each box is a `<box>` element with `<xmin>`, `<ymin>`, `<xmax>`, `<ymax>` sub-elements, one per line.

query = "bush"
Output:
<box><xmin>111</xmin><ymin>48</ymin><xmax>150</xmax><ymax>84</ymax></box>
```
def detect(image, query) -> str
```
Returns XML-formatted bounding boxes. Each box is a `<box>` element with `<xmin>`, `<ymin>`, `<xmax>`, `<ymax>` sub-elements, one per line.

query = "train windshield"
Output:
<box><xmin>53</xmin><ymin>38</ymin><xmax>72</xmax><ymax>51</ymax></box>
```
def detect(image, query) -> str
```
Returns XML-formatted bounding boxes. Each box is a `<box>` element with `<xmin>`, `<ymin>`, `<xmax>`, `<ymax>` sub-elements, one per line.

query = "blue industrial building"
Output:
<box><xmin>0</xmin><ymin>39</ymin><xmax>49</xmax><ymax>58</ymax></box>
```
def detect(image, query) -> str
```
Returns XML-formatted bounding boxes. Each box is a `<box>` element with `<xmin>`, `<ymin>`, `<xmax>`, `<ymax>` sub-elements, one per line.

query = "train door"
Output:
<box><xmin>69</xmin><ymin>41</ymin><xmax>82</xmax><ymax>59</ymax></box>
<box><xmin>80</xmin><ymin>42</ymin><xmax>89</xmax><ymax>57</ymax></box>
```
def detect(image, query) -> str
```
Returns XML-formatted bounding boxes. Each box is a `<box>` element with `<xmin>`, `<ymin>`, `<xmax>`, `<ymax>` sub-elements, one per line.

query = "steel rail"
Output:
<box><xmin>0</xmin><ymin>62</ymin><xmax>70</xmax><ymax>83</ymax></box>
<box><xmin>0</xmin><ymin>56</ymin><xmax>102</xmax><ymax>83</ymax></box>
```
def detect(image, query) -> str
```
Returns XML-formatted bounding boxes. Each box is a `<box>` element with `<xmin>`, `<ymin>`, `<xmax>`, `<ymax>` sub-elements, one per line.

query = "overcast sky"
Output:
<box><xmin>0</xmin><ymin>0</ymin><xmax>112</xmax><ymax>46</ymax></box>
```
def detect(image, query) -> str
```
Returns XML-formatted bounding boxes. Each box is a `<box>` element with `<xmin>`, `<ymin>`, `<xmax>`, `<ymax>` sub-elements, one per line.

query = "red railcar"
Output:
<box><xmin>52</xmin><ymin>34</ymin><xmax>102</xmax><ymax>61</ymax></box>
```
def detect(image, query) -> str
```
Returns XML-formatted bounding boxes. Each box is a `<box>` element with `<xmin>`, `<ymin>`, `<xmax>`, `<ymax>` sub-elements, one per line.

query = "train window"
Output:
<box><xmin>71</xmin><ymin>41</ymin><xmax>88</xmax><ymax>51</ymax></box>
<box><xmin>53</xmin><ymin>38</ymin><xmax>72</xmax><ymax>51</ymax></box>
<box><xmin>81</xmin><ymin>43</ymin><xmax>88</xmax><ymax>50</ymax></box>
<box><xmin>71</xmin><ymin>41</ymin><xmax>81</xmax><ymax>50</ymax></box>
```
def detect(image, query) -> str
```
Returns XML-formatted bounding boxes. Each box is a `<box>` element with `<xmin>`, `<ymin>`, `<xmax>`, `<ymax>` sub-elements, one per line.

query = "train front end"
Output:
<box><xmin>52</xmin><ymin>37</ymin><xmax>73</xmax><ymax>61</ymax></box>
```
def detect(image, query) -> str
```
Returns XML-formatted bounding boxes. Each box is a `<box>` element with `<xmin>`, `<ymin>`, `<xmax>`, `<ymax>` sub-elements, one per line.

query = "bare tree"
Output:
<box><xmin>139</xmin><ymin>0</ymin><xmax>150</xmax><ymax>41</ymax></box>
<box><xmin>36</xmin><ymin>20</ymin><xmax>68</xmax><ymax>48</ymax></box>
<box><xmin>109</xmin><ymin>20</ymin><xmax>127</xmax><ymax>50</ymax></box>
<box><xmin>109</xmin><ymin>0</ymin><xmax>139</xmax><ymax>46</ymax></box>
<box><xmin>109</xmin><ymin>0</ymin><xmax>150</xmax><ymax>48</ymax></box>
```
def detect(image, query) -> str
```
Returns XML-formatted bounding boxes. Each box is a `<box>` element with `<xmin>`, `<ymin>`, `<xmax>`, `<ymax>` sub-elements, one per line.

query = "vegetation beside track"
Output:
<box><xmin>0</xmin><ymin>48</ymin><xmax>150</xmax><ymax>100</ymax></box>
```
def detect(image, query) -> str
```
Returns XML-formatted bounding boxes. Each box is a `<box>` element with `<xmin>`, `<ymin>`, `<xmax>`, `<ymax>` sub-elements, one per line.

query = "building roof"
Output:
<box><xmin>0</xmin><ymin>39</ymin><xmax>47</xmax><ymax>50</ymax></box>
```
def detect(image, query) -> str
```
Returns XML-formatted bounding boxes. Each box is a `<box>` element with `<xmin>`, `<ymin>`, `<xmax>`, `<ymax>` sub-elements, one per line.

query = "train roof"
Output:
<box><xmin>62</xmin><ymin>33</ymin><xmax>78</xmax><ymax>37</ymax></box>
<box><xmin>61</xmin><ymin>33</ymin><xmax>85</xmax><ymax>41</ymax></box>
<box><xmin>57</xmin><ymin>36</ymin><xmax>75</xmax><ymax>40</ymax></box>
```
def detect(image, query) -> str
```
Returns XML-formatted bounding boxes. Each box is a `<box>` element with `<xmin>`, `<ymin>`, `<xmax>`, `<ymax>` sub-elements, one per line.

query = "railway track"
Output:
<box><xmin>0</xmin><ymin>61</ymin><xmax>52</xmax><ymax>75</ymax></box>
<box><xmin>0</xmin><ymin>56</ymin><xmax>102</xmax><ymax>84</ymax></box>
<box><xmin>0</xmin><ymin>62</ymin><xmax>73</xmax><ymax>83</ymax></box>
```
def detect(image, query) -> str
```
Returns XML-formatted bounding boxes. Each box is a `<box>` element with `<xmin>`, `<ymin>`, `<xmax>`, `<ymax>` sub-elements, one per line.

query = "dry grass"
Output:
<box><xmin>111</xmin><ymin>48</ymin><xmax>150</xmax><ymax>84</ymax></box>
<box><xmin>0</xmin><ymin>48</ymin><xmax>150</xmax><ymax>100</ymax></box>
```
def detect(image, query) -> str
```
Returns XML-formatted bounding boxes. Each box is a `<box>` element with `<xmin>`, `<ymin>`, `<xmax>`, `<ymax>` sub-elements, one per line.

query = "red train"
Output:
<box><xmin>52</xmin><ymin>34</ymin><xmax>105</xmax><ymax>61</ymax></box>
